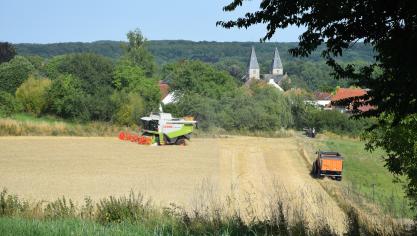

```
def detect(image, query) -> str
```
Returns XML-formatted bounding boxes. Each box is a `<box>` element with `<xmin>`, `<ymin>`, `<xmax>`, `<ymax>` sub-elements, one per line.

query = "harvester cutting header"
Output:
<box><xmin>119</xmin><ymin>111</ymin><xmax>197</xmax><ymax>146</ymax></box>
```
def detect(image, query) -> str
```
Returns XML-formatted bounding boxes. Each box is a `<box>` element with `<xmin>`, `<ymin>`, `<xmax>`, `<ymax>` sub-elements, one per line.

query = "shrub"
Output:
<box><xmin>15</xmin><ymin>76</ymin><xmax>51</xmax><ymax>115</ymax></box>
<box><xmin>0</xmin><ymin>56</ymin><xmax>35</xmax><ymax>93</ymax></box>
<box><xmin>44</xmin><ymin>197</ymin><xmax>76</xmax><ymax>219</ymax></box>
<box><xmin>0</xmin><ymin>189</ymin><xmax>29</xmax><ymax>217</ymax></box>
<box><xmin>95</xmin><ymin>191</ymin><xmax>151</xmax><ymax>224</ymax></box>
<box><xmin>46</xmin><ymin>74</ymin><xmax>90</xmax><ymax>120</ymax></box>
<box><xmin>111</xmin><ymin>91</ymin><xmax>145</xmax><ymax>126</ymax></box>
<box><xmin>0</xmin><ymin>91</ymin><xmax>21</xmax><ymax>116</ymax></box>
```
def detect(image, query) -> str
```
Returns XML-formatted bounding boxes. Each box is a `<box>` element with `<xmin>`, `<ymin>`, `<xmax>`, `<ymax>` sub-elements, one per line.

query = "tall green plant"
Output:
<box><xmin>15</xmin><ymin>76</ymin><xmax>51</xmax><ymax>115</ymax></box>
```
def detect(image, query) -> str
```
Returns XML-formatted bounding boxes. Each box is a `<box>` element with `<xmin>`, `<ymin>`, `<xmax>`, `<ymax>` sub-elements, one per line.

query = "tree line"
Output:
<box><xmin>0</xmin><ymin>31</ymin><xmax>370</xmax><ymax>135</ymax></box>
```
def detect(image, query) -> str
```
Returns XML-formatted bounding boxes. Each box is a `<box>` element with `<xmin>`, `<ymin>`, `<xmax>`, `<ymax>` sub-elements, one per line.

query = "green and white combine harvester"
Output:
<box><xmin>119</xmin><ymin>111</ymin><xmax>197</xmax><ymax>145</ymax></box>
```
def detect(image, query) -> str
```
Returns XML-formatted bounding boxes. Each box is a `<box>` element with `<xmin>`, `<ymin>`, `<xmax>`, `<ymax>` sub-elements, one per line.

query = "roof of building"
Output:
<box><xmin>271</xmin><ymin>47</ymin><xmax>283</xmax><ymax>70</ymax></box>
<box><xmin>159</xmin><ymin>82</ymin><xmax>170</xmax><ymax>99</ymax></box>
<box><xmin>314</xmin><ymin>92</ymin><xmax>332</xmax><ymax>100</ymax></box>
<box><xmin>249</xmin><ymin>46</ymin><xmax>260</xmax><ymax>70</ymax></box>
<box><xmin>331</xmin><ymin>88</ymin><xmax>367</xmax><ymax>102</ymax></box>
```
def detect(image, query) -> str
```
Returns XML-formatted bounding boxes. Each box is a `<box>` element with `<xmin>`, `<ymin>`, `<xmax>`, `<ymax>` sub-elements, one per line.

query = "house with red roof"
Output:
<box><xmin>331</xmin><ymin>88</ymin><xmax>373</xmax><ymax>113</ymax></box>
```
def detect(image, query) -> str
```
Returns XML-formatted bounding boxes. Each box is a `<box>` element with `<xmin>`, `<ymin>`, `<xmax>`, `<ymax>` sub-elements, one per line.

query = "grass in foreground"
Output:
<box><xmin>1</xmin><ymin>189</ymin><xmax>412</xmax><ymax>236</ymax></box>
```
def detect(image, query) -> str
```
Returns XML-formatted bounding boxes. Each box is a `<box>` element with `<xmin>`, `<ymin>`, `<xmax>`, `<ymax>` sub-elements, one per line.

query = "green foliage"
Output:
<box><xmin>15</xmin><ymin>41</ymin><xmax>375</xmax><ymax>92</ymax></box>
<box><xmin>44</xmin><ymin>197</ymin><xmax>76</xmax><ymax>219</ymax></box>
<box><xmin>214</xmin><ymin>58</ymin><xmax>246</xmax><ymax>82</ymax></box>
<box><xmin>46</xmin><ymin>75</ymin><xmax>89</xmax><ymax>120</ymax></box>
<box><xmin>0</xmin><ymin>42</ymin><xmax>16</xmax><ymax>64</ymax></box>
<box><xmin>0</xmin><ymin>189</ymin><xmax>29</xmax><ymax>217</ymax></box>
<box><xmin>166</xmin><ymin>60</ymin><xmax>238</xmax><ymax>99</ymax></box>
<box><xmin>169</xmin><ymin>78</ymin><xmax>293</xmax><ymax>131</ymax></box>
<box><xmin>0</xmin><ymin>92</ymin><xmax>21</xmax><ymax>116</ymax></box>
<box><xmin>285</xmin><ymin>61</ymin><xmax>351</xmax><ymax>92</ymax></box>
<box><xmin>15</xmin><ymin>76</ymin><xmax>51</xmax><ymax>115</ymax></box>
<box><xmin>0</xmin><ymin>56</ymin><xmax>35</xmax><ymax>94</ymax></box>
<box><xmin>111</xmin><ymin>91</ymin><xmax>145</xmax><ymax>126</ymax></box>
<box><xmin>364</xmin><ymin>114</ymin><xmax>417</xmax><ymax>212</ymax></box>
<box><xmin>43</xmin><ymin>54</ymin><xmax>117</xmax><ymax>121</ymax></box>
<box><xmin>96</xmin><ymin>192</ymin><xmax>150</xmax><ymax>225</ymax></box>
<box><xmin>305</xmin><ymin>110</ymin><xmax>372</xmax><ymax>135</ymax></box>
<box><xmin>113</xmin><ymin>61</ymin><xmax>160</xmax><ymax>112</ymax></box>
<box><xmin>83</xmin><ymin>86</ymin><xmax>116</xmax><ymax>121</ymax></box>
<box><xmin>124</xmin><ymin>29</ymin><xmax>156</xmax><ymax>77</ymax></box>
<box><xmin>50</xmin><ymin>53</ymin><xmax>114</xmax><ymax>94</ymax></box>
<box><xmin>44</xmin><ymin>55</ymin><xmax>66</xmax><ymax>79</ymax></box>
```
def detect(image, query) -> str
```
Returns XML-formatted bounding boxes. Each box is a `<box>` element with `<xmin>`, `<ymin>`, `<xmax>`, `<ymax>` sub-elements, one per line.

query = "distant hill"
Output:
<box><xmin>14</xmin><ymin>40</ymin><xmax>375</xmax><ymax>91</ymax></box>
<box><xmin>15</xmin><ymin>40</ymin><xmax>374</xmax><ymax>65</ymax></box>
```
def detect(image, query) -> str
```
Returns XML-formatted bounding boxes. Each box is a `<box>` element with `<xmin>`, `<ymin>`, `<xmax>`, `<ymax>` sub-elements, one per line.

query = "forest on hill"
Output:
<box><xmin>15</xmin><ymin>41</ymin><xmax>374</xmax><ymax>92</ymax></box>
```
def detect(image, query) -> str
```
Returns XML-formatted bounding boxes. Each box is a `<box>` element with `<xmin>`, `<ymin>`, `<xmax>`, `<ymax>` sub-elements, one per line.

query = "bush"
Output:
<box><xmin>96</xmin><ymin>192</ymin><xmax>151</xmax><ymax>225</ymax></box>
<box><xmin>15</xmin><ymin>76</ymin><xmax>51</xmax><ymax>116</ymax></box>
<box><xmin>0</xmin><ymin>91</ymin><xmax>21</xmax><ymax>116</ymax></box>
<box><xmin>44</xmin><ymin>197</ymin><xmax>76</xmax><ymax>219</ymax></box>
<box><xmin>111</xmin><ymin>91</ymin><xmax>145</xmax><ymax>126</ymax></box>
<box><xmin>46</xmin><ymin>74</ymin><xmax>90</xmax><ymax>120</ymax></box>
<box><xmin>0</xmin><ymin>56</ymin><xmax>35</xmax><ymax>93</ymax></box>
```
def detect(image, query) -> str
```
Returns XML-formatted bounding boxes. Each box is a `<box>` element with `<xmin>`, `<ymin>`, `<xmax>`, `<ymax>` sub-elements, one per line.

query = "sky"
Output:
<box><xmin>1</xmin><ymin>0</ymin><xmax>304</xmax><ymax>43</ymax></box>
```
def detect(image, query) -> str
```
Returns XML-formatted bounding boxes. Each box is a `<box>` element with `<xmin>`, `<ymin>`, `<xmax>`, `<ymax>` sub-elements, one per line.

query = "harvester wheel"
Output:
<box><xmin>176</xmin><ymin>138</ymin><xmax>186</xmax><ymax>146</ymax></box>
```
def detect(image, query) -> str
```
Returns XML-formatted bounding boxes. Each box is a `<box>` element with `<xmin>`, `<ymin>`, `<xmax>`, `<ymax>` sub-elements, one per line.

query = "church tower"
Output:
<box><xmin>271</xmin><ymin>47</ymin><xmax>283</xmax><ymax>75</ymax></box>
<box><xmin>248</xmin><ymin>46</ymin><xmax>260</xmax><ymax>80</ymax></box>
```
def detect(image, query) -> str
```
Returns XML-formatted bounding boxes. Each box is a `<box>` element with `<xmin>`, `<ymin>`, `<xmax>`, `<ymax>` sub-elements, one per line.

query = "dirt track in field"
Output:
<box><xmin>0</xmin><ymin>136</ymin><xmax>346</xmax><ymax>233</ymax></box>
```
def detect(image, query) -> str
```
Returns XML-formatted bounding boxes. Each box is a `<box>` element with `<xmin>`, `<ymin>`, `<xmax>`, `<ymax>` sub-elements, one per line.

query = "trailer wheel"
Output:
<box><xmin>311</xmin><ymin>161</ymin><xmax>318</xmax><ymax>178</ymax></box>
<box><xmin>336</xmin><ymin>176</ymin><xmax>342</xmax><ymax>181</ymax></box>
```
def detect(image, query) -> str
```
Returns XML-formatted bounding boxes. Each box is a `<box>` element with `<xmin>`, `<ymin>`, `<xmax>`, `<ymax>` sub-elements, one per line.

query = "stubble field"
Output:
<box><xmin>0</xmin><ymin>136</ymin><xmax>346</xmax><ymax>233</ymax></box>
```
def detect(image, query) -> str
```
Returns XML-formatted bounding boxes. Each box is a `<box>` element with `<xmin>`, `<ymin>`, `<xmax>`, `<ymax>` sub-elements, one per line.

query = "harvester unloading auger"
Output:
<box><xmin>118</xmin><ymin>109</ymin><xmax>197</xmax><ymax>145</ymax></box>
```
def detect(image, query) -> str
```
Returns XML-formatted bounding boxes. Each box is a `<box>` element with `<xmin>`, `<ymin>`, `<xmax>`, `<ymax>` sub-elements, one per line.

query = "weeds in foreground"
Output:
<box><xmin>0</xmin><ymin>188</ymin><xmax>415</xmax><ymax>235</ymax></box>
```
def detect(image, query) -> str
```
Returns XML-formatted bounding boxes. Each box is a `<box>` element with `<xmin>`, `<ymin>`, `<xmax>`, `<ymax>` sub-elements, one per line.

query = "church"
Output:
<box><xmin>245</xmin><ymin>46</ymin><xmax>287</xmax><ymax>91</ymax></box>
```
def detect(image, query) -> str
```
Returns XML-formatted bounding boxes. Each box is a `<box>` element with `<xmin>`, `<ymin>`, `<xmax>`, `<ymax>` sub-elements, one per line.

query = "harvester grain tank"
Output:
<box><xmin>311</xmin><ymin>151</ymin><xmax>343</xmax><ymax>181</ymax></box>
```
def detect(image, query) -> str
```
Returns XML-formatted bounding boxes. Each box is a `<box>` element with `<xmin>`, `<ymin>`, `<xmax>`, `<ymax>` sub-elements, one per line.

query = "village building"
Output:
<box><xmin>244</xmin><ymin>46</ymin><xmax>287</xmax><ymax>91</ymax></box>
<box><xmin>331</xmin><ymin>88</ymin><xmax>373</xmax><ymax>113</ymax></box>
<box><xmin>313</xmin><ymin>92</ymin><xmax>332</xmax><ymax>109</ymax></box>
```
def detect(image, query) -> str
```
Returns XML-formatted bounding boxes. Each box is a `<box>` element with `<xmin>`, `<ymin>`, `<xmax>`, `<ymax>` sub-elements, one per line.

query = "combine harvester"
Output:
<box><xmin>119</xmin><ymin>111</ymin><xmax>197</xmax><ymax>146</ymax></box>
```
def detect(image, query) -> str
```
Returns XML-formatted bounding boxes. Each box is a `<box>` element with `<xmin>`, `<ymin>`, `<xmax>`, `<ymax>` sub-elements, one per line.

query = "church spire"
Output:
<box><xmin>249</xmin><ymin>46</ymin><xmax>260</xmax><ymax>70</ymax></box>
<box><xmin>271</xmin><ymin>47</ymin><xmax>283</xmax><ymax>75</ymax></box>
<box><xmin>248</xmin><ymin>46</ymin><xmax>260</xmax><ymax>80</ymax></box>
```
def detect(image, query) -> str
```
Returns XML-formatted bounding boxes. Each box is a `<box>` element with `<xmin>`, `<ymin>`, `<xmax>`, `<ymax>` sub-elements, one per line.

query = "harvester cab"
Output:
<box><xmin>118</xmin><ymin>111</ymin><xmax>197</xmax><ymax>146</ymax></box>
